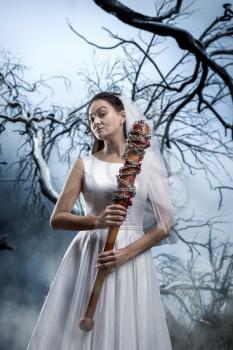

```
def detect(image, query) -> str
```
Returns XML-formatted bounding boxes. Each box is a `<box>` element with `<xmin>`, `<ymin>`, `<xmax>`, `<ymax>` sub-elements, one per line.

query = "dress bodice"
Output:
<box><xmin>81</xmin><ymin>154</ymin><xmax>149</xmax><ymax>229</ymax></box>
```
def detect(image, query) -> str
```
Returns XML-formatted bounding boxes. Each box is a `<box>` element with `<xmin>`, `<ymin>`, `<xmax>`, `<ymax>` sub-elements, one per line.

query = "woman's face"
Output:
<box><xmin>88</xmin><ymin>99</ymin><xmax>125</xmax><ymax>140</ymax></box>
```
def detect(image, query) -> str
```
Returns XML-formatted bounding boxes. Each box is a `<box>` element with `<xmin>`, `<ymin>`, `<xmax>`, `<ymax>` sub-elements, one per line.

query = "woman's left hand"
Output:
<box><xmin>95</xmin><ymin>248</ymin><xmax>129</xmax><ymax>272</ymax></box>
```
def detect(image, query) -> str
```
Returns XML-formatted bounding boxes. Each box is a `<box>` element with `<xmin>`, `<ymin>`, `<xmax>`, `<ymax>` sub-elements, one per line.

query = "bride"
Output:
<box><xmin>27</xmin><ymin>92</ymin><xmax>177</xmax><ymax>349</ymax></box>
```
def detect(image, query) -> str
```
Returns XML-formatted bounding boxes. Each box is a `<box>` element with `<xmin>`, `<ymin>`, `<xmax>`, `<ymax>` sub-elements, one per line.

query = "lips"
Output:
<box><xmin>96</xmin><ymin>128</ymin><xmax>103</xmax><ymax>133</ymax></box>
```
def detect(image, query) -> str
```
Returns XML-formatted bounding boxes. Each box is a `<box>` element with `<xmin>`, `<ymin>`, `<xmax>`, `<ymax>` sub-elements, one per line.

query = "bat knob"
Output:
<box><xmin>79</xmin><ymin>317</ymin><xmax>94</xmax><ymax>332</ymax></box>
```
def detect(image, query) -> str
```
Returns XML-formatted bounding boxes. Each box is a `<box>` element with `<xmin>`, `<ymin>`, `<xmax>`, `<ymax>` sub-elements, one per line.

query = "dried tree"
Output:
<box><xmin>156</xmin><ymin>226</ymin><xmax>233</xmax><ymax>347</ymax></box>
<box><xmin>0</xmin><ymin>50</ymin><xmax>88</xmax><ymax>214</ymax></box>
<box><xmin>93</xmin><ymin>0</ymin><xmax>233</xmax><ymax>101</ymax></box>
<box><xmin>68</xmin><ymin>1</ymin><xmax>233</xmax><ymax>209</ymax></box>
<box><xmin>1</xmin><ymin>2</ymin><xmax>232</xmax><ymax>212</ymax></box>
<box><xmin>0</xmin><ymin>1</ymin><xmax>233</xmax><ymax>337</ymax></box>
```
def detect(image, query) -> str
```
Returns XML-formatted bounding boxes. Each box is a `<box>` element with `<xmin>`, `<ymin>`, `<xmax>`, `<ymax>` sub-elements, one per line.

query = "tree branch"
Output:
<box><xmin>93</xmin><ymin>0</ymin><xmax>233</xmax><ymax>99</ymax></box>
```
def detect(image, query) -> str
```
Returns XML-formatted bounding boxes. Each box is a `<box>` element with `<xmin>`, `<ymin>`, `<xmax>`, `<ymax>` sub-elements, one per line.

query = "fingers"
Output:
<box><xmin>102</xmin><ymin>204</ymin><xmax>127</xmax><ymax>227</ymax></box>
<box><xmin>108</xmin><ymin>214</ymin><xmax>126</xmax><ymax>222</ymax></box>
<box><xmin>107</xmin><ymin>204</ymin><xmax>127</xmax><ymax>215</ymax></box>
<box><xmin>106</xmin><ymin>205</ymin><xmax>127</xmax><ymax>225</ymax></box>
<box><xmin>95</xmin><ymin>250</ymin><xmax>116</xmax><ymax>270</ymax></box>
<box><xmin>95</xmin><ymin>261</ymin><xmax>115</xmax><ymax>270</ymax></box>
<box><xmin>96</xmin><ymin>255</ymin><xmax>115</xmax><ymax>264</ymax></box>
<box><xmin>109</xmin><ymin>204</ymin><xmax>126</xmax><ymax>211</ymax></box>
<box><xmin>105</xmin><ymin>217</ymin><xmax>126</xmax><ymax>227</ymax></box>
<box><xmin>98</xmin><ymin>249</ymin><xmax>115</xmax><ymax>257</ymax></box>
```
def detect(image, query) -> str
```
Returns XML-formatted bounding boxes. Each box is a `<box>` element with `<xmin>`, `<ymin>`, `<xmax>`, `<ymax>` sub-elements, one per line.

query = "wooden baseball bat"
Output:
<box><xmin>79</xmin><ymin>120</ymin><xmax>151</xmax><ymax>332</ymax></box>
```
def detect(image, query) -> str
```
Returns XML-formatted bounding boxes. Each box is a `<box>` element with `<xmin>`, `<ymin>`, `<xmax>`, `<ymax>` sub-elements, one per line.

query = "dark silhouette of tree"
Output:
<box><xmin>1</xmin><ymin>2</ymin><xmax>233</xmax><ymax>212</ymax></box>
<box><xmin>67</xmin><ymin>1</ymin><xmax>233</xmax><ymax>209</ymax></box>
<box><xmin>0</xmin><ymin>50</ymin><xmax>85</xmax><ymax>214</ymax></box>
<box><xmin>92</xmin><ymin>0</ymin><xmax>233</xmax><ymax>101</ymax></box>
<box><xmin>0</xmin><ymin>2</ymin><xmax>232</xmax><ymax>346</ymax></box>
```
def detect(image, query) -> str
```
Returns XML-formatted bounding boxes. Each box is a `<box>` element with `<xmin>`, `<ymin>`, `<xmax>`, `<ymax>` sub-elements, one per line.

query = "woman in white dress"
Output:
<box><xmin>27</xmin><ymin>92</ymin><xmax>177</xmax><ymax>349</ymax></box>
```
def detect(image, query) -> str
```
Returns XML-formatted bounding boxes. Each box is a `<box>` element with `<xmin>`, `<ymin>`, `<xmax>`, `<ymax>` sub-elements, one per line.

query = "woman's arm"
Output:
<box><xmin>50</xmin><ymin>158</ymin><xmax>98</xmax><ymax>231</ymax></box>
<box><xmin>125</xmin><ymin>203</ymin><xmax>173</xmax><ymax>259</ymax></box>
<box><xmin>124</xmin><ymin>221</ymin><xmax>172</xmax><ymax>261</ymax></box>
<box><xmin>96</xmin><ymin>206</ymin><xmax>173</xmax><ymax>269</ymax></box>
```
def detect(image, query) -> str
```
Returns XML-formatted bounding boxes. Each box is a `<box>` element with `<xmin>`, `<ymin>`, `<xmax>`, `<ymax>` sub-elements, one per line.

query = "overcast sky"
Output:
<box><xmin>0</xmin><ymin>0</ymin><xmax>232</xmax><ymax>243</ymax></box>
<box><xmin>0</xmin><ymin>2</ymin><xmax>232</xmax><ymax>348</ymax></box>
<box><xmin>1</xmin><ymin>0</ymin><xmax>231</xmax><ymax>105</ymax></box>
<box><xmin>1</xmin><ymin>0</ymin><xmax>232</xmax><ymax>255</ymax></box>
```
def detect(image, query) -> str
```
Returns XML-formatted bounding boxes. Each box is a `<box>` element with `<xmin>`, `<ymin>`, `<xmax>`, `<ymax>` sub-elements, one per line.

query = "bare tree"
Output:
<box><xmin>1</xmin><ymin>2</ymin><xmax>232</xmax><ymax>212</ymax></box>
<box><xmin>0</xmin><ymin>50</ymin><xmax>88</xmax><ymax>214</ymax></box>
<box><xmin>68</xmin><ymin>3</ymin><xmax>233</xmax><ymax>209</ymax></box>
<box><xmin>0</xmin><ymin>3</ymin><xmax>232</xmax><ymax>345</ymax></box>
<box><xmin>92</xmin><ymin>0</ymin><xmax>233</xmax><ymax>101</ymax></box>
<box><xmin>157</xmin><ymin>225</ymin><xmax>233</xmax><ymax>326</ymax></box>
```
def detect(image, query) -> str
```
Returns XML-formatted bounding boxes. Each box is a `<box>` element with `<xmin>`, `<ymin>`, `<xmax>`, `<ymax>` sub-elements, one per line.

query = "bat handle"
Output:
<box><xmin>79</xmin><ymin>317</ymin><xmax>94</xmax><ymax>332</ymax></box>
<box><xmin>79</xmin><ymin>226</ymin><xmax>119</xmax><ymax>332</ymax></box>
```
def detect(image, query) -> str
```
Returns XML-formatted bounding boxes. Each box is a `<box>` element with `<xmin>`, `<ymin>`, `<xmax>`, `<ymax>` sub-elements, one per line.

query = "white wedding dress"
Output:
<box><xmin>27</xmin><ymin>154</ymin><xmax>172</xmax><ymax>350</ymax></box>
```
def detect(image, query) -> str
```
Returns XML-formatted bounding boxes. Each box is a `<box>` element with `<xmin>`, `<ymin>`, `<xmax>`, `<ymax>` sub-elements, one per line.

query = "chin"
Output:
<box><xmin>96</xmin><ymin>129</ymin><xmax>114</xmax><ymax>141</ymax></box>
<box><xmin>97</xmin><ymin>132</ymin><xmax>109</xmax><ymax>140</ymax></box>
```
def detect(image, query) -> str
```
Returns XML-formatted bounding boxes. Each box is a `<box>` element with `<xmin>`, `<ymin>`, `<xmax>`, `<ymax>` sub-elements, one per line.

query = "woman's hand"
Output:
<box><xmin>95</xmin><ymin>204</ymin><xmax>127</xmax><ymax>229</ymax></box>
<box><xmin>95</xmin><ymin>247</ymin><xmax>130</xmax><ymax>273</ymax></box>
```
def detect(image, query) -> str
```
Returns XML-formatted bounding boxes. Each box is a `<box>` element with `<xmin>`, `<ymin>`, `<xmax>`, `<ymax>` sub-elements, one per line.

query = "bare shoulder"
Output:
<box><xmin>74</xmin><ymin>157</ymin><xmax>84</xmax><ymax>167</ymax></box>
<box><xmin>64</xmin><ymin>157</ymin><xmax>84</xmax><ymax>183</ymax></box>
<box><xmin>59</xmin><ymin>157</ymin><xmax>84</xmax><ymax>195</ymax></box>
<box><xmin>70</xmin><ymin>157</ymin><xmax>84</xmax><ymax>176</ymax></box>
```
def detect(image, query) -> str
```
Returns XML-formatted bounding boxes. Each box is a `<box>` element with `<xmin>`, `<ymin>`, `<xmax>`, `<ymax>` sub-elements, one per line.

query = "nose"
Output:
<box><xmin>93</xmin><ymin>117</ymin><xmax>102</xmax><ymax>129</ymax></box>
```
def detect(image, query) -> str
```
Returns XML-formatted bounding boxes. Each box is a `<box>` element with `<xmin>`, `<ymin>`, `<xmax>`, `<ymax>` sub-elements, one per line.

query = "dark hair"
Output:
<box><xmin>87</xmin><ymin>92</ymin><xmax>124</xmax><ymax>115</ymax></box>
<box><xmin>87</xmin><ymin>92</ymin><xmax>127</xmax><ymax>154</ymax></box>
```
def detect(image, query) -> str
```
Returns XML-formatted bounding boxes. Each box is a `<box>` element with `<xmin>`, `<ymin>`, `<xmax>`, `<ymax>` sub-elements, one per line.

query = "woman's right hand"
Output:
<box><xmin>95</xmin><ymin>204</ymin><xmax>127</xmax><ymax>229</ymax></box>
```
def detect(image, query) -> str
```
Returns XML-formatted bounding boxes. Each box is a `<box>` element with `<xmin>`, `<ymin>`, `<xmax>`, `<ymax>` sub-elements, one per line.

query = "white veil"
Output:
<box><xmin>118</xmin><ymin>95</ymin><xmax>178</xmax><ymax>246</ymax></box>
<box><xmin>90</xmin><ymin>94</ymin><xmax>178</xmax><ymax>246</ymax></box>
